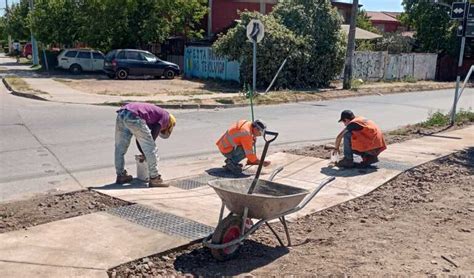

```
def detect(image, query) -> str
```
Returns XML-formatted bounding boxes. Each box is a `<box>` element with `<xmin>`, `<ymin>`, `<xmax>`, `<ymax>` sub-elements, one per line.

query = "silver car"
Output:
<box><xmin>57</xmin><ymin>49</ymin><xmax>105</xmax><ymax>74</ymax></box>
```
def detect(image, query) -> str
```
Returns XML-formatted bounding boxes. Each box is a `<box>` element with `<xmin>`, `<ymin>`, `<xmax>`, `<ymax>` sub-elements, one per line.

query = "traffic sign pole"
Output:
<box><xmin>451</xmin><ymin>0</ymin><xmax>468</xmax><ymax>125</ymax></box>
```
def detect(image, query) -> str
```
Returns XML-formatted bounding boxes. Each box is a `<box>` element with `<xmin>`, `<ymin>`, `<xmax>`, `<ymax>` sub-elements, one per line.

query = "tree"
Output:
<box><xmin>30</xmin><ymin>0</ymin><xmax>82</xmax><ymax>47</ymax></box>
<box><xmin>272</xmin><ymin>0</ymin><xmax>346</xmax><ymax>88</ymax></box>
<box><xmin>400</xmin><ymin>0</ymin><xmax>458</xmax><ymax>55</ymax></box>
<box><xmin>5</xmin><ymin>0</ymin><xmax>30</xmax><ymax>41</ymax></box>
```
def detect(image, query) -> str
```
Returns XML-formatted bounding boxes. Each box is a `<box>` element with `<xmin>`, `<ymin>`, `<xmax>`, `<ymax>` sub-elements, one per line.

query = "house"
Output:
<box><xmin>206</xmin><ymin>0</ymin><xmax>373</xmax><ymax>38</ymax></box>
<box><xmin>207</xmin><ymin>0</ymin><xmax>277</xmax><ymax>37</ymax></box>
<box><xmin>366</xmin><ymin>11</ymin><xmax>402</xmax><ymax>33</ymax></box>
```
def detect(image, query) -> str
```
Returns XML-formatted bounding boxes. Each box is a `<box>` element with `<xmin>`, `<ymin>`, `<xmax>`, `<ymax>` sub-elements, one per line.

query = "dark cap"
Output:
<box><xmin>338</xmin><ymin>110</ymin><xmax>355</xmax><ymax>122</ymax></box>
<box><xmin>252</xmin><ymin>120</ymin><xmax>267</xmax><ymax>132</ymax></box>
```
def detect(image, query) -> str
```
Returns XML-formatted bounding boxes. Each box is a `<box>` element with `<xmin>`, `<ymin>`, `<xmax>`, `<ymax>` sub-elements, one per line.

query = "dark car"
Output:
<box><xmin>104</xmin><ymin>49</ymin><xmax>180</xmax><ymax>80</ymax></box>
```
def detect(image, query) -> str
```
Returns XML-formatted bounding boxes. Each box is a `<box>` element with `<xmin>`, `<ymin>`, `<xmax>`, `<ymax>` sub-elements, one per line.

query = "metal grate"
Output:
<box><xmin>168</xmin><ymin>167</ymin><xmax>256</xmax><ymax>190</ymax></box>
<box><xmin>167</xmin><ymin>175</ymin><xmax>216</xmax><ymax>190</ymax></box>
<box><xmin>377</xmin><ymin>159</ymin><xmax>414</xmax><ymax>172</ymax></box>
<box><xmin>108</xmin><ymin>204</ymin><xmax>214</xmax><ymax>239</ymax></box>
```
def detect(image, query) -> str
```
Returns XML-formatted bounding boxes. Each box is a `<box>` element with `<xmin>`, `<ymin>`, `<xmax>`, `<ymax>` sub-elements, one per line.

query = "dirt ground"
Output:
<box><xmin>110</xmin><ymin>148</ymin><xmax>473</xmax><ymax>277</ymax></box>
<box><xmin>0</xmin><ymin>190</ymin><xmax>129</xmax><ymax>233</ymax></box>
<box><xmin>55</xmin><ymin>76</ymin><xmax>240</xmax><ymax>96</ymax></box>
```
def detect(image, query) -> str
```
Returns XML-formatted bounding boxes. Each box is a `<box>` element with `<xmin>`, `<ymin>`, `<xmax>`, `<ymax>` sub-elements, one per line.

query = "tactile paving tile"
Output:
<box><xmin>108</xmin><ymin>204</ymin><xmax>214</xmax><ymax>239</ymax></box>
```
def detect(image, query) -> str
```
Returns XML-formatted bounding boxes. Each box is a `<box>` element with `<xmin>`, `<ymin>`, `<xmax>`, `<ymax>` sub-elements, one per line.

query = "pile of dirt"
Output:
<box><xmin>284</xmin><ymin>123</ymin><xmax>471</xmax><ymax>159</ymax></box>
<box><xmin>0</xmin><ymin>190</ymin><xmax>129</xmax><ymax>233</ymax></box>
<box><xmin>110</xmin><ymin>148</ymin><xmax>473</xmax><ymax>276</ymax></box>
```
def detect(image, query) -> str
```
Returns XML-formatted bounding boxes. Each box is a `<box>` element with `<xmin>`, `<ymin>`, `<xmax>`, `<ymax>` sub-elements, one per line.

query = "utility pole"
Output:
<box><xmin>207</xmin><ymin>0</ymin><xmax>213</xmax><ymax>38</ymax></box>
<box><xmin>5</xmin><ymin>0</ymin><xmax>12</xmax><ymax>54</ymax></box>
<box><xmin>28</xmin><ymin>0</ymin><xmax>39</xmax><ymax>65</ymax></box>
<box><xmin>343</xmin><ymin>0</ymin><xmax>358</xmax><ymax>89</ymax></box>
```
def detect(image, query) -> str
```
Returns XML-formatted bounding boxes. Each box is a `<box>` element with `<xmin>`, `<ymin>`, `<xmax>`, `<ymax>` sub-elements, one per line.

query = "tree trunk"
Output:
<box><xmin>343</xmin><ymin>0</ymin><xmax>359</xmax><ymax>90</ymax></box>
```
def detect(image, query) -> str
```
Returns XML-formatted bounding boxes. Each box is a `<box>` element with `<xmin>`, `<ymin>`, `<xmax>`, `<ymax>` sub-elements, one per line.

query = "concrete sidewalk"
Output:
<box><xmin>0</xmin><ymin>126</ymin><xmax>472</xmax><ymax>277</ymax></box>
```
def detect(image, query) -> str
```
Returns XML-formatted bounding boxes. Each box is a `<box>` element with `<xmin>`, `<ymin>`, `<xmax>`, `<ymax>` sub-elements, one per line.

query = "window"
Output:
<box><xmin>93</xmin><ymin>52</ymin><xmax>104</xmax><ymax>59</ymax></box>
<box><xmin>77</xmin><ymin>51</ymin><xmax>91</xmax><ymax>59</ymax></box>
<box><xmin>116</xmin><ymin>51</ymin><xmax>126</xmax><ymax>59</ymax></box>
<box><xmin>65</xmin><ymin>51</ymin><xmax>78</xmax><ymax>58</ymax></box>
<box><xmin>125</xmin><ymin>51</ymin><xmax>144</xmax><ymax>60</ymax></box>
<box><xmin>141</xmin><ymin>52</ymin><xmax>157</xmax><ymax>62</ymax></box>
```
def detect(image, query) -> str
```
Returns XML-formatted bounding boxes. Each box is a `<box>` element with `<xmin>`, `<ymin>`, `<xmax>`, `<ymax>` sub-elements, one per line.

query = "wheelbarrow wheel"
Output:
<box><xmin>211</xmin><ymin>215</ymin><xmax>243</xmax><ymax>261</ymax></box>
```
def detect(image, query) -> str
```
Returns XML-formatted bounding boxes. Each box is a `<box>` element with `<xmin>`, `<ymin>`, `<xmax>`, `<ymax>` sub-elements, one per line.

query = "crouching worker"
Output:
<box><xmin>114</xmin><ymin>102</ymin><xmax>176</xmax><ymax>187</ymax></box>
<box><xmin>334</xmin><ymin>110</ymin><xmax>386</xmax><ymax>168</ymax></box>
<box><xmin>216</xmin><ymin>120</ymin><xmax>271</xmax><ymax>174</ymax></box>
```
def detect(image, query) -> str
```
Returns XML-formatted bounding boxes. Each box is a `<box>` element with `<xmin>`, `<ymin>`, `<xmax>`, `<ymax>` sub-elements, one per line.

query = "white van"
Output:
<box><xmin>57</xmin><ymin>49</ymin><xmax>105</xmax><ymax>74</ymax></box>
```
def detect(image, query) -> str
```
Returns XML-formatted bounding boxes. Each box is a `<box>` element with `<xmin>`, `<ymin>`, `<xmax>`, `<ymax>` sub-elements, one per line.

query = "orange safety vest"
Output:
<box><xmin>350</xmin><ymin>117</ymin><xmax>387</xmax><ymax>153</ymax></box>
<box><xmin>216</xmin><ymin>120</ymin><xmax>258</xmax><ymax>163</ymax></box>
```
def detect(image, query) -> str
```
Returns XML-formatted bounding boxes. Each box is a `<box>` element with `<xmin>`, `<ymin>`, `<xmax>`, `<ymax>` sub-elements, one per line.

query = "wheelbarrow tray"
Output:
<box><xmin>208</xmin><ymin>178</ymin><xmax>309</xmax><ymax>219</ymax></box>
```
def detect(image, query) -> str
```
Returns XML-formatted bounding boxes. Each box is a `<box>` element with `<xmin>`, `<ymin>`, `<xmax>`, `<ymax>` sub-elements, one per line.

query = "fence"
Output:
<box><xmin>184</xmin><ymin>46</ymin><xmax>240</xmax><ymax>82</ymax></box>
<box><xmin>351</xmin><ymin>51</ymin><xmax>438</xmax><ymax>81</ymax></box>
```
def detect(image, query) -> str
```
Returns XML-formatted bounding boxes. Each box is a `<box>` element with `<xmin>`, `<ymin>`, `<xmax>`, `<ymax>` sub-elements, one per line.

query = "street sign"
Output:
<box><xmin>466</xmin><ymin>19</ymin><xmax>474</xmax><ymax>38</ymax></box>
<box><xmin>451</xmin><ymin>2</ymin><xmax>467</xmax><ymax>19</ymax></box>
<box><xmin>468</xmin><ymin>3</ymin><xmax>474</xmax><ymax>19</ymax></box>
<box><xmin>246</xmin><ymin>19</ymin><xmax>265</xmax><ymax>43</ymax></box>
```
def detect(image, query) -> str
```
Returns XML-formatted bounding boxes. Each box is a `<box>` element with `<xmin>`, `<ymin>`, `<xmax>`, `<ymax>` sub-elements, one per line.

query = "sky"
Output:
<box><xmin>350</xmin><ymin>0</ymin><xmax>404</xmax><ymax>12</ymax></box>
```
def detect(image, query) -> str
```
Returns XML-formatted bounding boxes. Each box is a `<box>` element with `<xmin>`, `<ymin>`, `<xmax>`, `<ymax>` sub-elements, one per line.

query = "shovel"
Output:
<box><xmin>247</xmin><ymin>130</ymin><xmax>279</xmax><ymax>194</ymax></box>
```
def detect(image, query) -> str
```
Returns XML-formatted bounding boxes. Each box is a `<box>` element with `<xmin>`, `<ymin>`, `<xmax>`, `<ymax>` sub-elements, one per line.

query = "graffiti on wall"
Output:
<box><xmin>350</xmin><ymin>51</ymin><xmax>438</xmax><ymax>81</ymax></box>
<box><xmin>184</xmin><ymin>46</ymin><xmax>240</xmax><ymax>82</ymax></box>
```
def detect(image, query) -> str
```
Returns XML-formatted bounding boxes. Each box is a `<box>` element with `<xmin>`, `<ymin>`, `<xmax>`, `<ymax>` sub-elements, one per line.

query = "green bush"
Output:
<box><xmin>213</xmin><ymin>0</ymin><xmax>346</xmax><ymax>90</ymax></box>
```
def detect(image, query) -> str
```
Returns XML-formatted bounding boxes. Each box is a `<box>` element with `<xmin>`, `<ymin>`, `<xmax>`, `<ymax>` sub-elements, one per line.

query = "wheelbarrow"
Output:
<box><xmin>203</xmin><ymin>130</ymin><xmax>335</xmax><ymax>260</ymax></box>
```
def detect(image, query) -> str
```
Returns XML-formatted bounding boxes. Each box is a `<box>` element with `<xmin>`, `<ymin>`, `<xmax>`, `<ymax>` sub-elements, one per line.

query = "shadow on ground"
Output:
<box><xmin>88</xmin><ymin>179</ymin><xmax>149</xmax><ymax>190</ymax></box>
<box><xmin>173</xmin><ymin>241</ymin><xmax>289</xmax><ymax>276</ymax></box>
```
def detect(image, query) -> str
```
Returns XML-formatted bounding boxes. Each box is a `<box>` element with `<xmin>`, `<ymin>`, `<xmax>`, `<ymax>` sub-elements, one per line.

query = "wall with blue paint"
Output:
<box><xmin>184</xmin><ymin>46</ymin><xmax>240</xmax><ymax>82</ymax></box>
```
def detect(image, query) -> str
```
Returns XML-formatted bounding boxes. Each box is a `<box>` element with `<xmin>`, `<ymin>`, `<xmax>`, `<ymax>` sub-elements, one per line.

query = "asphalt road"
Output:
<box><xmin>1</xmin><ymin>83</ymin><xmax>473</xmax><ymax>202</ymax></box>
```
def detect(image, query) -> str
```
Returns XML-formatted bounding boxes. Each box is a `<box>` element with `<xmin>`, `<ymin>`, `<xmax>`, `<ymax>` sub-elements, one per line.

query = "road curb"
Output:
<box><xmin>2</xmin><ymin>77</ymin><xmax>48</xmax><ymax>102</ymax></box>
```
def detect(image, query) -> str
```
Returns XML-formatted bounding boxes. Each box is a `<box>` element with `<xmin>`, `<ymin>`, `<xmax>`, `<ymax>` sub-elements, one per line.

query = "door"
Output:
<box><xmin>92</xmin><ymin>52</ymin><xmax>105</xmax><ymax>71</ymax></box>
<box><xmin>76</xmin><ymin>51</ymin><xmax>93</xmax><ymax>71</ymax></box>
<box><xmin>124</xmin><ymin>51</ymin><xmax>147</xmax><ymax>75</ymax></box>
<box><xmin>59</xmin><ymin>50</ymin><xmax>78</xmax><ymax>69</ymax></box>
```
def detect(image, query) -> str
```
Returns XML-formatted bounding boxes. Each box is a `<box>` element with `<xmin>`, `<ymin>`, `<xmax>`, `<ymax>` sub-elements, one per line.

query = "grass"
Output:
<box><xmin>388</xmin><ymin>110</ymin><xmax>474</xmax><ymax>136</ymax></box>
<box><xmin>5</xmin><ymin>76</ymin><xmax>48</xmax><ymax>95</ymax></box>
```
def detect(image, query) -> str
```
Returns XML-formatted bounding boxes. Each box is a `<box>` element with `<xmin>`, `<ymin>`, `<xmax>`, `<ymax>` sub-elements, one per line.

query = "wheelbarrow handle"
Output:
<box><xmin>264</xmin><ymin>131</ymin><xmax>279</xmax><ymax>143</ymax></box>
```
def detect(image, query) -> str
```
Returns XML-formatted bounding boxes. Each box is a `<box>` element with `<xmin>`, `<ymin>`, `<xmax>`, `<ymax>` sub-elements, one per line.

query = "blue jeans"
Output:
<box><xmin>223</xmin><ymin>146</ymin><xmax>246</xmax><ymax>165</ymax></box>
<box><xmin>343</xmin><ymin>131</ymin><xmax>355</xmax><ymax>160</ymax></box>
<box><xmin>115</xmin><ymin>110</ymin><xmax>159</xmax><ymax>178</ymax></box>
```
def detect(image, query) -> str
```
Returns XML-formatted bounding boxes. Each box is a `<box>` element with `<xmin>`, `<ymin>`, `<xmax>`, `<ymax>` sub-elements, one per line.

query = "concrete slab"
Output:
<box><xmin>0</xmin><ymin>212</ymin><xmax>187</xmax><ymax>277</ymax></box>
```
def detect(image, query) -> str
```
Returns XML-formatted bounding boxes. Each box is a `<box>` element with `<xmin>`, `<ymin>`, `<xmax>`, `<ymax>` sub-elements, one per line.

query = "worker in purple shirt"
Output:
<box><xmin>115</xmin><ymin>102</ymin><xmax>176</xmax><ymax>187</ymax></box>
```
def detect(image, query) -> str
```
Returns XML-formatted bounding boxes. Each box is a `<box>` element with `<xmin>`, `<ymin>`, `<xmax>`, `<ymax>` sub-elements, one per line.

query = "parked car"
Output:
<box><xmin>23</xmin><ymin>42</ymin><xmax>32</xmax><ymax>60</ymax></box>
<box><xmin>57</xmin><ymin>49</ymin><xmax>105</xmax><ymax>74</ymax></box>
<box><xmin>103</xmin><ymin>49</ymin><xmax>180</xmax><ymax>80</ymax></box>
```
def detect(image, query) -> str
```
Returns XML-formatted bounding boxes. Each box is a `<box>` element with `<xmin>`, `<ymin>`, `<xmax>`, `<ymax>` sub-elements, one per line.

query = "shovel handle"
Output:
<box><xmin>264</xmin><ymin>131</ymin><xmax>279</xmax><ymax>143</ymax></box>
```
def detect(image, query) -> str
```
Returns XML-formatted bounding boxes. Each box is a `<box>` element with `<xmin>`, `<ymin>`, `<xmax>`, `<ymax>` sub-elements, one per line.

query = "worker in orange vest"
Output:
<box><xmin>216</xmin><ymin>120</ymin><xmax>271</xmax><ymax>174</ymax></box>
<box><xmin>334</xmin><ymin>110</ymin><xmax>386</xmax><ymax>168</ymax></box>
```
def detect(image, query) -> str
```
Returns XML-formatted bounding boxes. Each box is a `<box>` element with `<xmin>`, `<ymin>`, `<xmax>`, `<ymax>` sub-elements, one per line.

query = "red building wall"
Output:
<box><xmin>211</xmin><ymin>0</ymin><xmax>275</xmax><ymax>35</ymax></box>
<box><xmin>372</xmin><ymin>20</ymin><xmax>400</xmax><ymax>33</ymax></box>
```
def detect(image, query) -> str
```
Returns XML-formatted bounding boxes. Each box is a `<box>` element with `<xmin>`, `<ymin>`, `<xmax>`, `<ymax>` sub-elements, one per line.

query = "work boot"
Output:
<box><xmin>116</xmin><ymin>170</ymin><xmax>133</xmax><ymax>184</ymax></box>
<box><xmin>223</xmin><ymin>160</ymin><xmax>243</xmax><ymax>175</ymax></box>
<box><xmin>336</xmin><ymin>157</ymin><xmax>355</xmax><ymax>168</ymax></box>
<box><xmin>149</xmin><ymin>175</ymin><xmax>168</xmax><ymax>187</ymax></box>
<box><xmin>361</xmin><ymin>155</ymin><xmax>379</xmax><ymax>167</ymax></box>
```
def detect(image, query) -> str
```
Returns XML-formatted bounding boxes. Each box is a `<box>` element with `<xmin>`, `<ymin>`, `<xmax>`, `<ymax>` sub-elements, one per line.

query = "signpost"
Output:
<box><xmin>450</xmin><ymin>1</ymin><xmax>469</xmax><ymax>125</ymax></box>
<box><xmin>246</xmin><ymin>19</ymin><xmax>265</xmax><ymax>123</ymax></box>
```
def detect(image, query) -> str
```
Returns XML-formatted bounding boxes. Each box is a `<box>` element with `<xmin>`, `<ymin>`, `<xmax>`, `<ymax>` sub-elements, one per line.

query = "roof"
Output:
<box><xmin>341</xmin><ymin>25</ymin><xmax>382</xmax><ymax>40</ymax></box>
<box><xmin>367</xmin><ymin>11</ymin><xmax>400</xmax><ymax>23</ymax></box>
